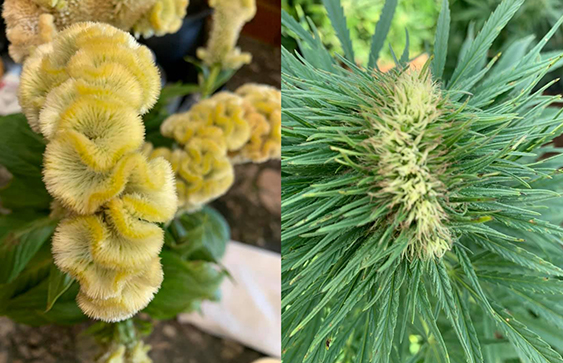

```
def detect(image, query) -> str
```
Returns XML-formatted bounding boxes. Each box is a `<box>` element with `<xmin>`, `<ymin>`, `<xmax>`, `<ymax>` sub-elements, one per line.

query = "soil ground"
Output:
<box><xmin>0</xmin><ymin>35</ymin><xmax>281</xmax><ymax>363</ymax></box>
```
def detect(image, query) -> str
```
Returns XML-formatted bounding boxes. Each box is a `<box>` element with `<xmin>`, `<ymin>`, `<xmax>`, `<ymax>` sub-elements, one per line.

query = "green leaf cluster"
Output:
<box><xmin>282</xmin><ymin>0</ymin><xmax>563</xmax><ymax>361</ymax></box>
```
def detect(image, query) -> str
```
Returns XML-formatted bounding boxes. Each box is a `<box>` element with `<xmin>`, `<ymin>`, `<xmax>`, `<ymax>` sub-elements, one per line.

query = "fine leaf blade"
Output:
<box><xmin>368</xmin><ymin>0</ymin><xmax>398</xmax><ymax>69</ymax></box>
<box><xmin>432</xmin><ymin>0</ymin><xmax>451</xmax><ymax>79</ymax></box>
<box><xmin>448</xmin><ymin>0</ymin><xmax>525</xmax><ymax>89</ymax></box>
<box><xmin>322</xmin><ymin>0</ymin><xmax>355</xmax><ymax>62</ymax></box>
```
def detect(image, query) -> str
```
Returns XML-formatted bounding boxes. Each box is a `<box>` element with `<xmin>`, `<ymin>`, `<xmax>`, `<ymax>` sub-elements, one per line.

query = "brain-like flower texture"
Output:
<box><xmin>157</xmin><ymin>87</ymin><xmax>280</xmax><ymax>212</ymax></box>
<box><xmin>19</xmin><ymin>23</ymin><xmax>177</xmax><ymax>322</ymax></box>
<box><xmin>230</xmin><ymin>84</ymin><xmax>281</xmax><ymax>164</ymax></box>
<box><xmin>2</xmin><ymin>0</ymin><xmax>189</xmax><ymax>62</ymax></box>
<box><xmin>196</xmin><ymin>0</ymin><xmax>256</xmax><ymax>70</ymax></box>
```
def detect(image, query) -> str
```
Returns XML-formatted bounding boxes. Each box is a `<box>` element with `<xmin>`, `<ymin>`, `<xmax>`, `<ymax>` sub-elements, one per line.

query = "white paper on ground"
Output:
<box><xmin>0</xmin><ymin>64</ymin><xmax>22</xmax><ymax>116</ymax></box>
<box><xmin>178</xmin><ymin>241</ymin><xmax>281</xmax><ymax>358</ymax></box>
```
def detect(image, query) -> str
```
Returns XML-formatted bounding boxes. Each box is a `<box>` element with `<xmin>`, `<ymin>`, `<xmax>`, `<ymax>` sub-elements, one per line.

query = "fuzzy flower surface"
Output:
<box><xmin>231</xmin><ymin>83</ymin><xmax>281</xmax><ymax>164</ymax></box>
<box><xmin>158</xmin><ymin>85</ymin><xmax>281</xmax><ymax>211</ymax></box>
<box><xmin>19</xmin><ymin>22</ymin><xmax>177</xmax><ymax>322</ymax></box>
<box><xmin>196</xmin><ymin>0</ymin><xmax>256</xmax><ymax>70</ymax></box>
<box><xmin>282</xmin><ymin>1</ymin><xmax>563</xmax><ymax>361</ymax></box>
<box><xmin>2</xmin><ymin>0</ymin><xmax>189</xmax><ymax>62</ymax></box>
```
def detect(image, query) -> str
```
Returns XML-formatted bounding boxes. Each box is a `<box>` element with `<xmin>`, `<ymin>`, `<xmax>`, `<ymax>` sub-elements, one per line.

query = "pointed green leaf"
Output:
<box><xmin>432</xmin><ymin>0</ymin><xmax>450</xmax><ymax>79</ymax></box>
<box><xmin>368</xmin><ymin>0</ymin><xmax>398</xmax><ymax>69</ymax></box>
<box><xmin>322</xmin><ymin>0</ymin><xmax>355</xmax><ymax>62</ymax></box>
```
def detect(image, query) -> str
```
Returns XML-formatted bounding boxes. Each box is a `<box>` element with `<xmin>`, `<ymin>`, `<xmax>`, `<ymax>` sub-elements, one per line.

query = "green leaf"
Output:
<box><xmin>478</xmin><ymin>272</ymin><xmax>563</xmax><ymax>295</ymax></box>
<box><xmin>144</xmin><ymin>250</ymin><xmax>226</xmax><ymax>319</ymax></box>
<box><xmin>322</xmin><ymin>0</ymin><xmax>354</xmax><ymax>62</ymax></box>
<box><xmin>368</xmin><ymin>0</ymin><xmax>398</xmax><ymax>69</ymax></box>
<box><xmin>400</xmin><ymin>29</ymin><xmax>410</xmax><ymax>65</ymax></box>
<box><xmin>432</xmin><ymin>0</ymin><xmax>451</xmax><ymax>79</ymax></box>
<box><xmin>471</xmin><ymin>236</ymin><xmax>563</xmax><ymax>276</ymax></box>
<box><xmin>0</xmin><ymin>113</ymin><xmax>50</xmax><ymax>210</ymax></box>
<box><xmin>492</xmin><ymin>303</ymin><xmax>563</xmax><ymax>363</ymax></box>
<box><xmin>0</xmin><ymin>176</ymin><xmax>52</xmax><ymax>210</ymax></box>
<box><xmin>46</xmin><ymin>264</ymin><xmax>73</xmax><ymax>312</ymax></box>
<box><xmin>0</xmin><ymin>216</ymin><xmax>56</xmax><ymax>284</ymax></box>
<box><xmin>373</xmin><ymin>268</ymin><xmax>401</xmax><ymax>363</ymax></box>
<box><xmin>168</xmin><ymin>207</ymin><xmax>230</xmax><ymax>262</ymax></box>
<box><xmin>417</xmin><ymin>284</ymin><xmax>450</xmax><ymax>363</ymax></box>
<box><xmin>429</xmin><ymin>260</ymin><xmax>481</xmax><ymax>363</ymax></box>
<box><xmin>448</xmin><ymin>0</ymin><xmax>525</xmax><ymax>89</ymax></box>
<box><xmin>0</xmin><ymin>113</ymin><xmax>45</xmax><ymax>178</ymax></box>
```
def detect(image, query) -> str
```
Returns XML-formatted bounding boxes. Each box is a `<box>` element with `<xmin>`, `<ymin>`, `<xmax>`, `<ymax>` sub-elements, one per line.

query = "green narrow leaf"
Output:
<box><xmin>368</xmin><ymin>0</ymin><xmax>398</xmax><ymax>69</ymax></box>
<box><xmin>429</xmin><ymin>260</ymin><xmax>480</xmax><ymax>363</ymax></box>
<box><xmin>322</xmin><ymin>0</ymin><xmax>354</xmax><ymax>62</ymax></box>
<box><xmin>455</xmin><ymin>246</ymin><xmax>563</xmax><ymax>363</ymax></box>
<box><xmin>448</xmin><ymin>0</ymin><xmax>525</xmax><ymax>89</ymax></box>
<box><xmin>432</xmin><ymin>0</ymin><xmax>450</xmax><ymax>79</ymax></box>
<box><xmin>492</xmin><ymin>303</ymin><xmax>563</xmax><ymax>363</ymax></box>
<box><xmin>400</xmin><ymin>29</ymin><xmax>410</xmax><ymax>65</ymax></box>
<box><xmin>417</xmin><ymin>284</ymin><xmax>450</xmax><ymax>363</ymax></box>
<box><xmin>373</xmin><ymin>267</ymin><xmax>400</xmax><ymax>363</ymax></box>
<box><xmin>46</xmin><ymin>264</ymin><xmax>73</xmax><ymax>312</ymax></box>
<box><xmin>471</xmin><ymin>236</ymin><xmax>563</xmax><ymax>276</ymax></box>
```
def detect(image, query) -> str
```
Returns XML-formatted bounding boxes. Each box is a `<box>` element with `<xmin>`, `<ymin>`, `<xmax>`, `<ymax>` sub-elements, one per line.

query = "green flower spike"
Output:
<box><xmin>282</xmin><ymin>0</ymin><xmax>563</xmax><ymax>362</ymax></box>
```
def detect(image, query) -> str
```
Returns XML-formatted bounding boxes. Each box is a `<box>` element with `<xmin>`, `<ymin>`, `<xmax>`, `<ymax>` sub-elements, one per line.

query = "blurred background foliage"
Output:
<box><xmin>282</xmin><ymin>0</ymin><xmax>563</xmax><ymax>88</ymax></box>
<box><xmin>281</xmin><ymin>0</ymin><xmax>440</xmax><ymax>67</ymax></box>
<box><xmin>447</xmin><ymin>0</ymin><xmax>563</xmax><ymax>82</ymax></box>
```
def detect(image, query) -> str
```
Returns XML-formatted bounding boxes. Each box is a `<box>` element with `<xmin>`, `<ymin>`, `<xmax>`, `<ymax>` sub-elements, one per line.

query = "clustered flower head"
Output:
<box><xmin>2</xmin><ymin>0</ymin><xmax>189</xmax><ymax>62</ymax></box>
<box><xmin>196</xmin><ymin>0</ymin><xmax>256</xmax><ymax>70</ymax></box>
<box><xmin>18</xmin><ymin>23</ymin><xmax>177</xmax><ymax>322</ymax></box>
<box><xmin>133</xmin><ymin>0</ymin><xmax>188</xmax><ymax>38</ymax></box>
<box><xmin>367</xmin><ymin>69</ymin><xmax>451</xmax><ymax>259</ymax></box>
<box><xmin>230</xmin><ymin>84</ymin><xmax>281</xmax><ymax>164</ymax></box>
<box><xmin>157</xmin><ymin>84</ymin><xmax>280</xmax><ymax>212</ymax></box>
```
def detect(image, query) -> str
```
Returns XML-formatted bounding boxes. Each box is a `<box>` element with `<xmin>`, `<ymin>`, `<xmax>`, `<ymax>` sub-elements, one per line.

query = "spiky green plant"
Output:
<box><xmin>282</xmin><ymin>0</ymin><xmax>563</xmax><ymax>361</ymax></box>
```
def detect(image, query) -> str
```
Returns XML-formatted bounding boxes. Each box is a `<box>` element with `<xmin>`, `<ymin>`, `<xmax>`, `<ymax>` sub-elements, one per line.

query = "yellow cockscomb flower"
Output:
<box><xmin>143</xmin><ymin>140</ymin><xmax>234</xmax><ymax>213</ymax></box>
<box><xmin>230</xmin><ymin>84</ymin><xmax>281</xmax><ymax>164</ymax></box>
<box><xmin>133</xmin><ymin>0</ymin><xmax>188</xmax><ymax>38</ymax></box>
<box><xmin>19</xmin><ymin>23</ymin><xmax>177</xmax><ymax>322</ymax></box>
<box><xmin>196</xmin><ymin>0</ymin><xmax>256</xmax><ymax>70</ymax></box>
<box><xmin>165</xmin><ymin>92</ymin><xmax>252</xmax><ymax>151</ymax></box>
<box><xmin>2</xmin><ymin>0</ymin><xmax>189</xmax><ymax>62</ymax></box>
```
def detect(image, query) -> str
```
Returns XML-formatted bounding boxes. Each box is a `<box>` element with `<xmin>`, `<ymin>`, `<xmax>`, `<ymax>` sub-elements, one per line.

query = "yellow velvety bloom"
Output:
<box><xmin>196</xmin><ymin>0</ymin><xmax>256</xmax><ymax>70</ymax></box>
<box><xmin>168</xmin><ymin>92</ymin><xmax>252</xmax><ymax>151</ymax></box>
<box><xmin>231</xmin><ymin>84</ymin><xmax>281</xmax><ymax>164</ymax></box>
<box><xmin>2</xmin><ymin>0</ymin><xmax>189</xmax><ymax>62</ymax></box>
<box><xmin>143</xmin><ymin>141</ymin><xmax>234</xmax><ymax>213</ymax></box>
<box><xmin>133</xmin><ymin>0</ymin><xmax>188</xmax><ymax>38</ymax></box>
<box><xmin>19</xmin><ymin>23</ymin><xmax>177</xmax><ymax>322</ymax></box>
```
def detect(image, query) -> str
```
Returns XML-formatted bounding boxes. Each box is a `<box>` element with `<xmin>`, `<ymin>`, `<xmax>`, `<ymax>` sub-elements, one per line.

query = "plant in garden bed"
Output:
<box><xmin>282</xmin><ymin>0</ymin><xmax>563</xmax><ymax>361</ymax></box>
<box><xmin>0</xmin><ymin>0</ymin><xmax>280</xmax><ymax>361</ymax></box>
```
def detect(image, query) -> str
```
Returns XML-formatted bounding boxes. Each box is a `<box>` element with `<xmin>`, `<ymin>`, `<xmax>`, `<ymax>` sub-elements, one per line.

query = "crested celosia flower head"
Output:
<box><xmin>133</xmin><ymin>0</ymin><xmax>188</xmax><ymax>38</ymax></box>
<box><xmin>2</xmin><ymin>0</ymin><xmax>189</xmax><ymax>62</ymax></box>
<box><xmin>231</xmin><ymin>83</ymin><xmax>281</xmax><ymax>164</ymax></box>
<box><xmin>196</xmin><ymin>0</ymin><xmax>256</xmax><ymax>70</ymax></box>
<box><xmin>19</xmin><ymin>22</ymin><xmax>177</xmax><ymax>322</ymax></box>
